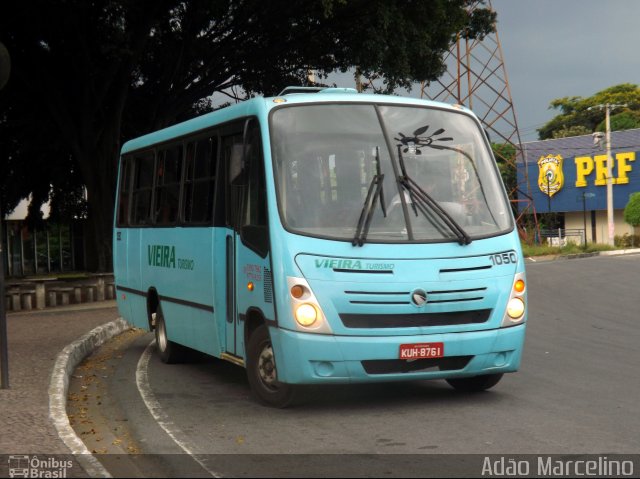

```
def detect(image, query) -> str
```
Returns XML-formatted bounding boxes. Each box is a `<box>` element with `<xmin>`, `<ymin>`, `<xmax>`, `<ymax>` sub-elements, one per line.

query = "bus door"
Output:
<box><xmin>219</xmin><ymin>125</ymin><xmax>243</xmax><ymax>359</ymax></box>
<box><xmin>222</xmin><ymin>118</ymin><xmax>273</xmax><ymax>360</ymax></box>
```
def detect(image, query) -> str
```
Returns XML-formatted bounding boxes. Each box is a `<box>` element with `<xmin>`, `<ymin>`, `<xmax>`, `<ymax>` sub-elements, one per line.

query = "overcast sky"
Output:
<box><xmin>491</xmin><ymin>0</ymin><xmax>640</xmax><ymax>141</ymax></box>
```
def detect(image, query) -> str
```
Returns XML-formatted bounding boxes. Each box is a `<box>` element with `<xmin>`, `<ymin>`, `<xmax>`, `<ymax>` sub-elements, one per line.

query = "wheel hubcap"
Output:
<box><xmin>257</xmin><ymin>344</ymin><xmax>277</xmax><ymax>388</ymax></box>
<box><xmin>157</xmin><ymin>320</ymin><xmax>167</xmax><ymax>352</ymax></box>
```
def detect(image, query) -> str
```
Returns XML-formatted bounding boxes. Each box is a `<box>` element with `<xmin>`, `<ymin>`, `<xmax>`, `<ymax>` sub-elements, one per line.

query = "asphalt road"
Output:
<box><xmin>70</xmin><ymin>254</ymin><xmax>640</xmax><ymax>477</ymax></box>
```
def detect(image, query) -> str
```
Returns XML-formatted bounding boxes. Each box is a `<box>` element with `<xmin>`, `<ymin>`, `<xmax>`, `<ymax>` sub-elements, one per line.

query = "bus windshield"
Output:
<box><xmin>271</xmin><ymin>103</ymin><xmax>512</xmax><ymax>243</ymax></box>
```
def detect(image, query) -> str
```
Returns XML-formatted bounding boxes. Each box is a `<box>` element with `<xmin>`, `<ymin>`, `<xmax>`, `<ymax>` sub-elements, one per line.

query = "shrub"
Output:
<box><xmin>615</xmin><ymin>233</ymin><xmax>640</xmax><ymax>248</ymax></box>
<box><xmin>624</xmin><ymin>192</ymin><xmax>640</xmax><ymax>226</ymax></box>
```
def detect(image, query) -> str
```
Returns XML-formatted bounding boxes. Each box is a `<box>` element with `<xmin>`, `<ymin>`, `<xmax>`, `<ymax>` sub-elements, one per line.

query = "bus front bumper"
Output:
<box><xmin>270</xmin><ymin>324</ymin><xmax>526</xmax><ymax>384</ymax></box>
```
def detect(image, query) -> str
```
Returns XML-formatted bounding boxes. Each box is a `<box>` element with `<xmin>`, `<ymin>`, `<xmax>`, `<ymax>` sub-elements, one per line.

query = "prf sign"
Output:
<box><xmin>575</xmin><ymin>151</ymin><xmax>636</xmax><ymax>187</ymax></box>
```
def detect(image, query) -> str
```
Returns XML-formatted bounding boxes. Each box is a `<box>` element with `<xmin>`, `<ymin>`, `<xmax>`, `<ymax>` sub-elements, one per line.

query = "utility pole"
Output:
<box><xmin>582</xmin><ymin>192</ymin><xmax>587</xmax><ymax>246</ymax></box>
<box><xmin>0</xmin><ymin>41</ymin><xmax>10</xmax><ymax>389</ymax></box>
<box><xmin>0</xmin><ymin>204</ymin><xmax>8</xmax><ymax>389</ymax></box>
<box><xmin>588</xmin><ymin>103</ymin><xmax>627</xmax><ymax>246</ymax></box>
<box><xmin>605</xmin><ymin>105</ymin><xmax>614</xmax><ymax>246</ymax></box>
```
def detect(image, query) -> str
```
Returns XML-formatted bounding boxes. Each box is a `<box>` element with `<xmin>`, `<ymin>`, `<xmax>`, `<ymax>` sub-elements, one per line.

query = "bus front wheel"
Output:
<box><xmin>445</xmin><ymin>373</ymin><xmax>503</xmax><ymax>392</ymax></box>
<box><xmin>246</xmin><ymin>325</ymin><xmax>298</xmax><ymax>408</ymax></box>
<box><xmin>154</xmin><ymin>304</ymin><xmax>185</xmax><ymax>364</ymax></box>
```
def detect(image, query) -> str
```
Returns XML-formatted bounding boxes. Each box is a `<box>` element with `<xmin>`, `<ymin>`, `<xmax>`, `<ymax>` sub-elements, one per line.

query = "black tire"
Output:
<box><xmin>246</xmin><ymin>325</ymin><xmax>299</xmax><ymax>408</ymax></box>
<box><xmin>154</xmin><ymin>304</ymin><xmax>185</xmax><ymax>364</ymax></box>
<box><xmin>445</xmin><ymin>373</ymin><xmax>503</xmax><ymax>392</ymax></box>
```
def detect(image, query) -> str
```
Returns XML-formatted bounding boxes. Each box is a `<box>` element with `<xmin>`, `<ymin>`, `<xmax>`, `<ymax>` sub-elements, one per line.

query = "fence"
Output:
<box><xmin>539</xmin><ymin>228</ymin><xmax>585</xmax><ymax>246</ymax></box>
<box><xmin>2</xmin><ymin>220</ymin><xmax>86</xmax><ymax>277</ymax></box>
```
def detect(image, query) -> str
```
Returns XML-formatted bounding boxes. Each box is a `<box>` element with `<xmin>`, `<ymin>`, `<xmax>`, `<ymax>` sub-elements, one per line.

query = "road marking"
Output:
<box><xmin>136</xmin><ymin>340</ymin><xmax>222</xmax><ymax>478</ymax></box>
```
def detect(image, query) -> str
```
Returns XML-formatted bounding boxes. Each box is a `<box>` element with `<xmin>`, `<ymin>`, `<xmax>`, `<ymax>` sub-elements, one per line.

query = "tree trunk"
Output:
<box><xmin>76</xmin><ymin>137</ymin><xmax>120</xmax><ymax>272</ymax></box>
<box><xmin>85</xmin><ymin>180</ymin><xmax>115</xmax><ymax>272</ymax></box>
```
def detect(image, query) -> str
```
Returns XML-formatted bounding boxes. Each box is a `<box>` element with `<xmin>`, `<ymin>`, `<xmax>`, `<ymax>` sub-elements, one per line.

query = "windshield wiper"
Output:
<box><xmin>396</xmin><ymin>145</ymin><xmax>472</xmax><ymax>246</ymax></box>
<box><xmin>353</xmin><ymin>147</ymin><xmax>387</xmax><ymax>246</ymax></box>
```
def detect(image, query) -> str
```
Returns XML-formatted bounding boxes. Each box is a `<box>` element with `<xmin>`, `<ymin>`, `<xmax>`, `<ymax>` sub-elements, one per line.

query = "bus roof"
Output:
<box><xmin>120</xmin><ymin>89</ymin><xmax>470</xmax><ymax>155</ymax></box>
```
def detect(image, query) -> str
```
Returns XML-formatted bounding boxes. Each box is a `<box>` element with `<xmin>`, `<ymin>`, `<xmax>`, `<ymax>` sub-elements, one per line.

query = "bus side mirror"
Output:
<box><xmin>229</xmin><ymin>143</ymin><xmax>246</xmax><ymax>185</ymax></box>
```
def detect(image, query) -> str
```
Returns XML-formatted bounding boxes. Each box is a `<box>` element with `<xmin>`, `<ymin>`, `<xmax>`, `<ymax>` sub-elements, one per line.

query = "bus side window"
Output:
<box><xmin>131</xmin><ymin>151</ymin><xmax>155</xmax><ymax>225</ymax></box>
<box><xmin>117</xmin><ymin>156</ymin><xmax>132</xmax><ymax>226</ymax></box>
<box><xmin>219</xmin><ymin>122</ymin><xmax>244</xmax><ymax>228</ymax></box>
<box><xmin>240</xmin><ymin>120</ymin><xmax>268</xmax><ymax>257</ymax></box>
<box><xmin>154</xmin><ymin>144</ymin><xmax>183</xmax><ymax>225</ymax></box>
<box><xmin>183</xmin><ymin>136</ymin><xmax>218</xmax><ymax>224</ymax></box>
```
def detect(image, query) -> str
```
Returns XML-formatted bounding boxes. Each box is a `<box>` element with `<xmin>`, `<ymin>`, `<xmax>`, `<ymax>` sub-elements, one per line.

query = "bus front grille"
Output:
<box><xmin>339</xmin><ymin>309</ymin><xmax>492</xmax><ymax>328</ymax></box>
<box><xmin>362</xmin><ymin>356</ymin><xmax>473</xmax><ymax>375</ymax></box>
<box><xmin>344</xmin><ymin>287</ymin><xmax>487</xmax><ymax>306</ymax></box>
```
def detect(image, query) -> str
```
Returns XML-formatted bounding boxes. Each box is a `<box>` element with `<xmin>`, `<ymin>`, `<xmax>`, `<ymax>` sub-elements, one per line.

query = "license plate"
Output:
<box><xmin>399</xmin><ymin>342</ymin><xmax>444</xmax><ymax>360</ymax></box>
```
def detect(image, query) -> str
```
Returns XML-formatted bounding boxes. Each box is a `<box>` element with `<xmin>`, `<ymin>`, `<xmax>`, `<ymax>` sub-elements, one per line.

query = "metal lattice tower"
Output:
<box><xmin>420</xmin><ymin>0</ymin><xmax>538</xmax><ymax>239</ymax></box>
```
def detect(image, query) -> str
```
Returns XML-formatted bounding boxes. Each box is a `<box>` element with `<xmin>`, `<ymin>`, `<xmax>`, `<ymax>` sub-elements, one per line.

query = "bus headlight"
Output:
<box><xmin>295</xmin><ymin>303</ymin><xmax>318</xmax><ymax>326</ymax></box>
<box><xmin>507</xmin><ymin>297</ymin><xmax>525</xmax><ymax>319</ymax></box>
<box><xmin>287</xmin><ymin>277</ymin><xmax>332</xmax><ymax>334</ymax></box>
<box><xmin>501</xmin><ymin>272</ymin><xmax>527</xmax><ymax>327</ymax></box>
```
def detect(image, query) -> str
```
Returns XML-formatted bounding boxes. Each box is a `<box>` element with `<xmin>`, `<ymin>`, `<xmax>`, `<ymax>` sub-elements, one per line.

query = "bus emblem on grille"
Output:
<box><xmin>411</xmin><ymin>289</ymin><xmax>428</xmax><ymax>306</ymax></box>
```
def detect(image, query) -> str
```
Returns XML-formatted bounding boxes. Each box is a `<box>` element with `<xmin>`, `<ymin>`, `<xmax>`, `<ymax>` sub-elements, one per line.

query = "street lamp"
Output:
<box><xmin>588</xmin><ymin>103</ymin><xmax>627</xmax><ymax>246</ymax></box>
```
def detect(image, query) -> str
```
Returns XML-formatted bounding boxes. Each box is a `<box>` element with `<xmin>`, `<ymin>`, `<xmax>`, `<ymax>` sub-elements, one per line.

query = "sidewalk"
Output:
<box><xmin>0</xmin><ymin>301</ymin><xmax>121</xmax><ymax>472</ymax></box>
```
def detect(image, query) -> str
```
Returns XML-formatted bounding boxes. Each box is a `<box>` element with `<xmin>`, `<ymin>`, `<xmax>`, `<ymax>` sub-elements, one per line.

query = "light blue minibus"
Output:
<box><xmin>114</xmin><ymin>87</ymin><xmax>527</xmax><ymax>407</ymax></box>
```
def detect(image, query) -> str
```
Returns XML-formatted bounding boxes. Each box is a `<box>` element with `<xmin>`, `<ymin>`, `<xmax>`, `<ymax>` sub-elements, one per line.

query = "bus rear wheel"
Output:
<box><xmin>154</xmin><ymin>304</ymin><xmax>185</xmax><ymax>364</ymax></box>
<box><xmin>446</xmin><ymin>373</ymin><xmax>503</xmax><ymax>392</ymax></box>
<box><xmin>246</xmin><ymin>325</ymin><xmax>298</xmax><ymax>408</ymax></box>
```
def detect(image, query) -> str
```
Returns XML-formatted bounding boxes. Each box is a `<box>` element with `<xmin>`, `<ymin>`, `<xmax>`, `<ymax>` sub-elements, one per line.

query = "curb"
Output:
<box><xmin>527</xmin><ymin>247</ymin><xmax>640</xmax><ymax>262</ymax></box>
<box><xmin>559</xmin><ymin>252</ymin><xmax>600</xmax><ymax>260</ymax></box>
<box><xmin>598</xmin><ymin>247</ymin><xmax>640</xmax><ymax>256</ymax></box>
<box><xmin>49</xmin><ymin>318</ymin><xmax>131</xmax><ymax>478</ymax></box>
<box><xmin>560</xmin><ymin>248</ymin><xmax>640</xmax><ymax>260</ymax></box>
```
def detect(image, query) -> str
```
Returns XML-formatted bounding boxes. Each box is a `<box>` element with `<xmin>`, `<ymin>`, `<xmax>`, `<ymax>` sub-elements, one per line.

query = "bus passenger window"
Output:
<box><xmin>220</xmin><ymin>125</ymin><xmax>245</xmax><ymax>228</ymax></box>
<box><xmin>183</xmin><ymin>136</ymin><xmax>217</xmax><ymax>224</ymax></box>
<box><xmin>154</xmin><ymin>144</ymin><xmax>183</xmax><ymax>225</ymax></box>
<box><xmin>131</xmin><ymin>151</ymin><xmax>155</xmax><ymax>225</ymax></box>
<box><xmin>116</xmin><ymin>157</ymin><xmax>132</xmax><ymax>226</ymax></box>
<box><xmin>240</xmin><ymin>121</ymin><xmax>268</xmax><ymax>256</ymax></box>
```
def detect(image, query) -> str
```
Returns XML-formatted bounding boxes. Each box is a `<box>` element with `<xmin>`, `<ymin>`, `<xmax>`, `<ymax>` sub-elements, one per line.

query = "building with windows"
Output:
<box><xmin>518</xmin><ymin>128</ymin><xmax>640</xmax><ymax>244</ymax></box>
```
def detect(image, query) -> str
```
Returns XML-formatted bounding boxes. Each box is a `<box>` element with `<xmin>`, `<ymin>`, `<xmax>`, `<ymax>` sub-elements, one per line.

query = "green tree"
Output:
<box><xmin>624</xmin><ymin>192</ymin><xmax>640</xmax><ymax>227</ymax></box>
<box><xmin>538</xmin><ymin>83</ymin><xmax>640</xmax><ymax>140</ymax></box>
<box><xmin>598</xmin><ymin>110</ymin><xmax>640</xmax><ymax>132</ymax></box>
<box><xmin>552</xmin><ymin>125</ymin><xmax>591</xmax><ymax>139</ymax></box>
<box><xmin>0</xmin><ymin>0</ymin><xmax>495</xmax><ymax>271</ymax></box>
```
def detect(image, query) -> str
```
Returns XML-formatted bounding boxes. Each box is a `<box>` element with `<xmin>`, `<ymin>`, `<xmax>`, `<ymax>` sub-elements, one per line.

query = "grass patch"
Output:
<box><xmin>522</xmin><ymin>242</ymin><xmax>615</xmax><ymax>257</ymax></box>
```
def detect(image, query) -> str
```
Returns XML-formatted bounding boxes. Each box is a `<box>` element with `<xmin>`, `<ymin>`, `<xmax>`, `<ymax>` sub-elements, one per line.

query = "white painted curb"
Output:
<box><xmin>49</xmin><ymin>318</ymin><xmax>131</xmax><ymax>478</ymax></box>
<box><xmin>599</xmin><ymin>248</ymin><xmax>640</xmax><ymax>256</ymax></box>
